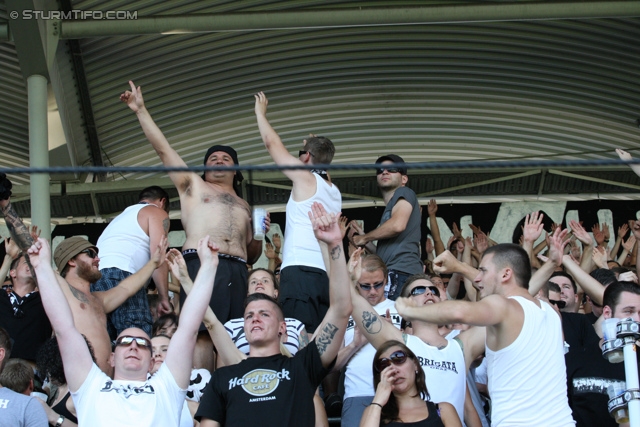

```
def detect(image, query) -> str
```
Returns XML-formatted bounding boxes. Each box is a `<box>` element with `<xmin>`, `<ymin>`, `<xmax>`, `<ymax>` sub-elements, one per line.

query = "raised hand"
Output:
<box><xmin>452</xmin><ymin>222</ymin><xmax>462</xmax><ymax>239</ymax></box>
<box><xmin>150</xmin><ymin>235</ymin><xmax>169</xmax><ymax>267</ymax></box>
<box><xmin>308</xmin><ymin>202</ymin><xmax>342</xmax><ymax>244</ymax></box>
<box><xmin>591</xmin><ymin>224</ymin><xmax>605</xmax><ymax>246</ymax></box>
<box><xmin>432</xmin><ymin>250</ymin><xmax>461</xmax><ymax>274</ymax></box>
<box><xmin>475</xmin><ymin>233</ymin><xmax>488</xmax><ymax>254</ymax></box>
<box><xmin>427</xmin><ymin>199</ymin><xmax>438</xmax><ymax>216</ymax></box>
<box><xmin>26</xmin><ymin>237</ymin><xmax>51</xmax><ymax>270</ymax></box>
<box><xmin>272</xmin><ymin>233</ymin><xmax>282</xmax><ymax>251</ymax></box>
<box><xmin>197</xmin><ymin>235</ymin><xmax>220</xmax><ymax>268</ymax></box>
<box><xmin>120</xmin><ymin>80</ymin><xmax>145</xmax><ymax>113</ymax></box>
<box><xmin>254</xmin><ymin>91</ymin><xmax>268</xmax><ymax>117</ymax></box>
<box><xmin>592</xmin><ymin>246</ymin><xmax>608</xmax><ymax>269</ymax></box>
<box><xmin>622</xmin><ymin>235</ymin><xmax>637</xmax><ymax>252</ymax></box>
<box><xmin>167</xmin><ymin>249</ymin><xmax>191</xmax><ymax>285</ymax></box>
<box><xmin>616</xmin><ymin>148</ymin><xmax>633</xmax><ymax>161</ymax></box>
<box><xmin>347</xmin><ymin>247</ymin><xmax>364</xmax><ymax>283</ymax></box>
<box><xmin>618</xmin><ymin>223</ymin><xmax>629</xmax><ymax>239</ymax></box>
<box><xmin>4</xmin><ymin>238</ymin><xmax>19</xmax><ymax>260</ymax></box>
<box><xmin>338</xmin><ymin>216</ymin><xmax>349</xmax><ymax>240</ymax></box>
<box><xmin>425</xmin><ymin>237</ymin><xmax>434</xmax><ymax>255</ymax></box>
<box><xmin>264</xmin><ymin>242</ymin><xmax>278</xmax><ymax>259</ymax></box>
<box><xmin>523</xmin><ymin>212</ymin><xmax>544</xmax><ymax>243</ymax></box>
<box><xmin>546</xmin><ymin>227</ymin><xmax>570</xmax><ymax>267</ymax></box>
<box><xmin>631</xmin><ymin>220</ymin><xmax>640</xmax><ymax>240</ymax></box>
<box><xmin>569</xmin><ymin>220</ymin><xmax>592</xmax><ymax>246</ymax></box>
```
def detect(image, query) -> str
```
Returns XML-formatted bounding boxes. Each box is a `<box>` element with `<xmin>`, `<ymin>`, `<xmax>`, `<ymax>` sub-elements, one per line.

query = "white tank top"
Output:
<box><xmin>404</xmin><ymin>333</ymin><xmax>466</xmax><ymax>423</ymax></box>
<box><xmin>486</xmin><ymin>296</ymin><xmax>575</xmax><ymax>427</ymax></box>
<box><xmin>97</xmin><ymin>203</ymin><xmax>152</xmax><ymax>273</ymax></box>
<box><xmin>281</xmin><ymin>173</ymin><xmax>341</xmax><ymax>271</ymax></box>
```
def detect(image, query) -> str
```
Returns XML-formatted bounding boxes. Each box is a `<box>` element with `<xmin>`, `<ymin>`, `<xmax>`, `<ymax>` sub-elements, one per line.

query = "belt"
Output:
<box><xmin>181</xmin><ymin>249</ymin><xmax>247</xmax><ymax>264</ymax></box>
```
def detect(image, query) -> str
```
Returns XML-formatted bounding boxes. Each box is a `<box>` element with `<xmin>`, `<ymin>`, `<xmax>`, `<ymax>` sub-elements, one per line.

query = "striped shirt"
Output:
<box><xmin>224</xmin><ymin>317</ymin><xmax>307</xmax><ymax>355</ymax></box>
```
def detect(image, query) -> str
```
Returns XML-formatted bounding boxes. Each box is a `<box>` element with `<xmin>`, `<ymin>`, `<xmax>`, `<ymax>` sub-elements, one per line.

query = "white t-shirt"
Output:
<box><xmin>72</xmin><ymin>363</ymin><xmax>186</xmax><ymax>427</ymax></box>
<box><xmin>225</xmin><ymin>317</ymin><xmax>306</xmax><ymax>355</ymax></box>
<box><xmin>343</xmin><ymin>299</ymin><xmax>402</xmax><ymax>399</ymax></box>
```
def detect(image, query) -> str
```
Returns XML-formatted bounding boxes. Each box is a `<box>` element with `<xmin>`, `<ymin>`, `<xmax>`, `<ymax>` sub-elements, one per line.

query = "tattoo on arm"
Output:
<box><xmin>68</xmin><ymin>284</ymin><xmax>90</xmax><ymax>303</ymax></box>
<box><xmin>299</xmin><ymin>330</ymin><xmax>310</xmax><ymax>349</ymax></box>
<box><xmin>0</xmin><ymin>202</ymin><xmax>34</xmax><ymax>251</ymax></box>
<box><xmin>330</xmin><ymin>245</ymin><xmax>341</xmax><ymax>260</ymax></box>
<box><xmin>316</xmin><ymin>323</ymin><xmax>338</xmax><ymax>356</ymax></box>
<box><xmin>163</xmin><ymin>217</ymin><xmax>170</xmax><ymax>233</ymax></box>
<box><xmin>361</xmin><ymin>311</ymin><xmax>383</xmax><ymax>334</ymax></box>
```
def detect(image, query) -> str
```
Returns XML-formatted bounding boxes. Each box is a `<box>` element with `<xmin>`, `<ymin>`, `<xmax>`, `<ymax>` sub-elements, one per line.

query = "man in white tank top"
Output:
<box><xmin>396</xmin><ymin>229</ymin><xmax>575</xmax><ymax>427</ymax></box>
<box><xmin>92</xmin><ymin>186</ymin><xmax>171</xmax><ymax>338</ymax></box>
<box><xmin>254</xmin><ymin>92</ymin><xmax>342</xmax><ymax>336</ymax></box>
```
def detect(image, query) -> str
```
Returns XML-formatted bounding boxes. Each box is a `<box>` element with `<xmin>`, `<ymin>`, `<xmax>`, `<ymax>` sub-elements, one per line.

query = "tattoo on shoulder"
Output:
<box><xmin>361</xmin><ymin>311</ymin><xmax>382</xmax><ymax>334</ymax></box>
<box><xmin>316</xmin><ymin>323</ymin><xmax>339</xmax><ymax>355</ymax></box>
<box><xmin>68</xmin><ymin>284</ymin><xmax>90</xmax><ymax>304</ymax></box>
<box><xmin>162</xmin><ymin>217</ymin><xmax>170</xmax><ymax>233</ymax></box>
<box><xmin>330</xmin><ymin>245</ymin><xmax>341</xmax><ymax>260</ymax></box>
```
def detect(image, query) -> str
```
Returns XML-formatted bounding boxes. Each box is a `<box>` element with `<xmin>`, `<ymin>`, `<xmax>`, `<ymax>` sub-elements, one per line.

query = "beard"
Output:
<box><xmin>76</xmin><ymin>259</ymin><xmax>102</xmax><ymax>283</ymax></box>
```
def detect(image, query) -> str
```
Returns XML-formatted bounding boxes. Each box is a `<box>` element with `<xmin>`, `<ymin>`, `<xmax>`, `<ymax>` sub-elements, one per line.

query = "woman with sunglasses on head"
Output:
<box><xmin>360</xmin><ymin>340</ymin><xmax>461</xmax><ymax>427</ymax></box>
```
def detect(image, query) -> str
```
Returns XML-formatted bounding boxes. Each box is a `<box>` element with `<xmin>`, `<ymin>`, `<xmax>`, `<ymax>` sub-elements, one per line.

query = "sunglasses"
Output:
<box><xmin>375</xmin><ymin>350</ymin><xmax>409</xmax><ymax>372</ymax></box>
<box><xmin>549</xmin><ymin>299</ymin><xmax>566</xmax><ymax>309</ymax></box>
<box><xmin>80</xmin><ymin>248</ymin><xmax>99</xmax><ymax>259</ymax></box>
<box><xmin>298</xmin><ymin>150</ymin><xmax>315</xmax><ymax>157</ymax></box>
<box><xmin>409</xmin><ymin>285</ymin><xmax>440</xmax><ymax>298</ymax></box>
<box><xmin>376</xmin><ymin>167</ymin><xmax>400</xmax><ymax>175</ymax></box>
<box><xmin>115</xmin><ymin>335</ymin><xmax>152</xmax><ymax>351</ymax></box>
<box><xmin>358</xmin><ymin>281</ymin><xmax>385</xmax><ymax>291</ymax></box>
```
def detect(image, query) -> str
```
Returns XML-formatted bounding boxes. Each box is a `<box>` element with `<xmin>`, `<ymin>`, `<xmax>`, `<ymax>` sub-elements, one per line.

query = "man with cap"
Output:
<box><xmin>121</xmin><ymin>81</ymin><xmax>266</xmax><ymax>324</ymax></box>
<box><xmin>53</xmin><ymin>234</ymin><xmax>168</xmax><ymax>375</ymax></box>
<box><xmin>254</xmin><ymin>92</ymin><xmax>342</xmax><ymax>336</ymax></box>
<box><xmin>350</xmin><ymin>155</ymin><xmax>423</xmax><ymax>300</ymax></box>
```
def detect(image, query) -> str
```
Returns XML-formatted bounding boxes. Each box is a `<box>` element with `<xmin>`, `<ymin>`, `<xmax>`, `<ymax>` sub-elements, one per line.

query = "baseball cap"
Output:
<box><xmin>375</xmin><ymin>154</ymin><xmax>408</xmax><ymax>175</ymax></box>
<box><xmin>203</xmin><ymin>145</ymin><xmax>244</xmax><ymax>182</ymax></box>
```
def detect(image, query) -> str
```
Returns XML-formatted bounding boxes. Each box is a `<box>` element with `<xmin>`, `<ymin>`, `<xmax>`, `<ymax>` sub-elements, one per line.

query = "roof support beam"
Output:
<box><xmin>417</xmin><ymin>170</ymin><xmax>541</xmax><ymax>197</ymax></box>
<box><xmin>547</xmin><ymin>169</ymin><xmax>640</xmax><ymax>191</ymax></box>
<box><xmin>58</xmin><ymin>1</ymin><xmax>640</xmax><ymax>39</ymax></box>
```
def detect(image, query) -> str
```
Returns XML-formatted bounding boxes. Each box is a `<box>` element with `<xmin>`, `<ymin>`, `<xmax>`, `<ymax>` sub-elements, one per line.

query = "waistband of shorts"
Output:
<box><xmin>181</xmin><ymin>248</ymin><xmax>247</xmax><ymax>264</ymax></box>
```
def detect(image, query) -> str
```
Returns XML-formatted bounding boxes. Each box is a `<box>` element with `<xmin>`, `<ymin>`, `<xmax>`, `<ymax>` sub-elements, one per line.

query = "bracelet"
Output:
<box><xmin>370</xmin><ymin>402</ymin><xmax>383</xmax><ymax>408</ymax></box>
<box><xmin>55</xmin><ymin>415</ymin><xmax>65</xmax><ymax>427</ymax></box>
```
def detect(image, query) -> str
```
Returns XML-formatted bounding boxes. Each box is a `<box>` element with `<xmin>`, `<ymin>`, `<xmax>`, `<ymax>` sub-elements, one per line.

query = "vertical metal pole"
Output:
<box><xmin>624</xmin><ymin>342</ymin><xmax>640</xmax><ymax>427</ymax></box>
<box><xmin>28</xmin><ymin>74</ymin><xmax>51</xmax><ymax>241</ymax></box>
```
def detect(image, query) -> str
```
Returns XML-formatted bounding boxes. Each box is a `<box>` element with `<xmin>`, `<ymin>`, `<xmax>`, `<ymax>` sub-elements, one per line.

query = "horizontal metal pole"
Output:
<box><xmin>59</xmin><ymin>1</ymin><xmax>640</xmax><ymax>39</ymax></box>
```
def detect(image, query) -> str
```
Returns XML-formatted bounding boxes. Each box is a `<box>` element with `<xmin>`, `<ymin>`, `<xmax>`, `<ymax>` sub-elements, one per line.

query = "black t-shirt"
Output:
<box><xmin>384</xmin><ymin>401</ymin><xmax>445</xmax><ymax>427</ymax></box>
<box><xmin>0</xmin><ymin>290</ymin><xmax>52</xmax><ymax>361</ymax></box>
<box><xmin>566</xmin><ymin>338</ymin><xmax>638</xmax><ymax>427</ymax></box>
<box><xmin>562</xmin><ymin>312</ymin><xmax>600</xmax><ymax>353</ymax></box>
<box><xmin>196</xmin><ymin>340</ymin><xmax>330</xmax><ymax>427</ymax></box>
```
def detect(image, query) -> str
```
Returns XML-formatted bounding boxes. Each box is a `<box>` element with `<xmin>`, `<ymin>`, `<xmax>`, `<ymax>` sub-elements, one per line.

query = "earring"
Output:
<box><xmin>415</xmin><ymin>370</ymin><xmax>419</xmax><ymax>374</ymax></box>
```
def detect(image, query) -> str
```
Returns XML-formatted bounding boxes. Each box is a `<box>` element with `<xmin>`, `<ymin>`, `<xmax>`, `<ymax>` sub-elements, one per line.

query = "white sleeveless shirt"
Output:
<box><xmin>281</xmin><ymin>173</ymin><xmax>341</xmax><ymax>271</ymax></box>
<box><xmin>97</xmin><ymin>203</ymin><xmax>151</xmax><ymax>273</ymax></box>
<box><xmin>486</xmin><ymin>296</ymin><xmax>575</xmax><ymax>427</ymax></box>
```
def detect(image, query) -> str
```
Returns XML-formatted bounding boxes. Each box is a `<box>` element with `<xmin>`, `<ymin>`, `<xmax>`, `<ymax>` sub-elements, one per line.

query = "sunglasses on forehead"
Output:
<box><xmin>409</xmin><ymin>285</ymin><xmax>440</xmax><ymax>298</ymax></box>
<box><xmin>115</xmin><ymin>335</ymin><xmax>152</xmax><ymax>351</ymax></box>
<box><xmin>375</xmin><ymin>350</ymin><xmax>409</xmax><ymax>372</ymax></box>
<box><xmin>358</xmin><ymin>281</ymin><xmax>385</xmax><ymax>291</ymax></box>
<box><xmin>376</xmin><ymin>167</ymin><xmax>400</xmax><ymax>175</ymax></box>
<box><xmin>80</xmin><ymin>248</ymin><xmax>99</xmax><ymax>259</ymax></box>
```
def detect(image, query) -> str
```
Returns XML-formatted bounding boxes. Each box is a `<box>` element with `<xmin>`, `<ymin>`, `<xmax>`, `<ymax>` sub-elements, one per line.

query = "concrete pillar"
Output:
<box><xmin>28</xmin><ymin>74</ymin><xmax>51</xmax><ymax>240</ymax></box>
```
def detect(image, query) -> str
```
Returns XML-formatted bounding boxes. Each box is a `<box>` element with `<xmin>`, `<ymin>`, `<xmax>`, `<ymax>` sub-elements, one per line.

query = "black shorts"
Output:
<box><xmin>181</xmin><ymin>252</ymin><xmax>248</xmax><ymax>324</ymax></box>
<box><xmin>279</xmin><ymin>265</ymin><xmax>329</xmax><ymax>334</ymax></box>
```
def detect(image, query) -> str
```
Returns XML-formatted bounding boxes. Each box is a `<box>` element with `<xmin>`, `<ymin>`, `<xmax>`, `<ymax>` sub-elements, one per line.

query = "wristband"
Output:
<box><xmin>370</xmin><ymin>402</ymin><xmax>383</xmax><ymax>408</ymax></box>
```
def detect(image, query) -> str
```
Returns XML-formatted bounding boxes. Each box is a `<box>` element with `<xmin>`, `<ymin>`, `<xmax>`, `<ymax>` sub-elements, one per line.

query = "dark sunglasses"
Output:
<box><xmin>115</xmin><ymin>335</ymin><xmax>152</xmax><ymax>350</ymax></box>
<box><xmin>80</xmin><ymin>248</ymin><xmax>99</xmax><ymax>259</ymax></box>
<box><xmin>358</xmin><ymin>281</ymin><xmax>385</xmax><ymax>291</ymax></box>
<box><xmin>375</xmin><ymin>350</ymin><xmax>408</xmax><ymax>372</ymax></box>
<box><xmin>376</xmin><ymin>167</ymin><xmax>400</xmax><ymax>175</ymax></box>
<box><xmin>410</xmin><ymin>285</ymin><xmax>440</xmax><ymax>298</ymax></box>
<box><xmin>298</xmin><ymin>150</ymin><xmax>315</xmax><ymax>157</ymax></box>
<box><xmin>549</xmin><ymin>299</ymin><xmax>566</xmax><ymax>309</ymax></box>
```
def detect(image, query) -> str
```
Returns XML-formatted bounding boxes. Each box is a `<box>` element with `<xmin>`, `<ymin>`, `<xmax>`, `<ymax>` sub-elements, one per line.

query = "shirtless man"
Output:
<box><xmin>53</xmin><ymin>235</ymin><xmax>168</xmax><ymax>375</ymax></box>
<box><xmin>122</xmin><ymin>81</ymin><xmax>266</xmax><ymax>323</ymax></box>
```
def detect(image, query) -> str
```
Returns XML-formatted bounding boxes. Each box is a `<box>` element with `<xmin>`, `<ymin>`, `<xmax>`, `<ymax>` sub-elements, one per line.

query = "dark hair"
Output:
<box><xmin>603</xmin><ymin>281</ymin><xmax>640</xmax><ymax>314</ymax></box>
<box><xmin>400</xmin><ymin>274</ymin><xmax>434</xmax><ymax>298</ymax></box>
<box><xmin>304</xmin><ymin>136</ymin><xmax>335</xmax><ymax>165</ymax></box>
<box><xmin>36</xmin><ymin>335</ymin><xmax>95</xmax><ymax>385</ymax></box>
<box><xmin>546</xmin><ymin>281</ymin><xmax>561</xmax><ymax>294</ymax></box>
<box><xmin>483</xmin><ymin>244</ymin><xmax>531</xmax><ymax>289</ymax></box>
<box><xmin>550</xmin><ymin>271</ymin><xmax>577</xmax><ymax>294</ymax></box>
<box><xmin>138</xmin><ymin>186</ymin><xmax>170</xmax><ymax>213</ymax></box>
<box><xmin>590</xmin><ymin>268</ymin><xmax>617</xmax><ymax>287</ymax></box>
<box><xmin>0</xmin><ymin>359</ymin><xmax>33</xmax><ymax>393</ymax></box>
<box><xmin>244</xmin><ymin>293</ymin><xmax>284</xmax><ymax>321</ymax></box>
<box><xmin>248</xmin><ymin>268</ymin><xmax>279</xmax><ymax>292</ymax></box>
<box><xmin>152</xmin><ymin>313</ymin><xmax>179</xmax><ymax>337</ymax></box>
<box><xmin>373</xmin><ymin>340</ymin><xmax>429</xmax><ymax>424</ymax></box>
<box><xmin>611</xmin><ymin>266</ymin><xmax>632</xmax><ymax>276</ymax></box>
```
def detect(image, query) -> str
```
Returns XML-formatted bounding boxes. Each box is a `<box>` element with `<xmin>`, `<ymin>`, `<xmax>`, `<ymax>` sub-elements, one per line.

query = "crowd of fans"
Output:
<box><xmin>0</xmin><ymin>85</ymin><xmax>639</xmax><ymax>427</ymax></box>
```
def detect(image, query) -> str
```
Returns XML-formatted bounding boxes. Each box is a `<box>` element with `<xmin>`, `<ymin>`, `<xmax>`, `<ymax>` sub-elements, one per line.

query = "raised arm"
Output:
<box><xmin>97</xmin><ymin>236</ymin><xmax>168</xmax><ymax>313</ymax></box>
<box><xmin>309</xmin><ymin>202</ymin><xmax>353</xmax><ymax>368</ymax></box>
<box><xmin>521</xmin><ymin>212</ymin><xmax>544</xmax><ymax>269</ymax></box>
<box><xmin>570</xmin><ymin>220</ymin><xmax>594</xmax><ymax>272</ymax></box>
<box><xmin>610</xmin><ymin>223</ymin><xmax>628</xmax><ymax>261</ymax></box>
<box><xmin>0</xmin><ymin>238</ymin><xmax>19</xmax><ymax>283</ymax></box>
<box><xmin>121</xmin><ymin>81</ymin><xmax>192</xmax><ymax>190</ymax></box>
<box><xmin>165</xmin><ymin>236</ymin><xmax>219</xmax><ymax>388</ymax></box>
<box><xmin>146</xmin><ymin>207</ymin><xmax>172</xmax><ymax>316</ymax></box>
<box><xmin>28</xmin><ymin>238</ymin><xmax>93</xmax><ymax>392</ymax></box>
<box><xmin>433</xmin><ymin>250</ymin><xmax>479</xmax><ymax>282</ymax></box>
<box><xmin>631</xmin><ymin>220</ymin><xmax>640</xmax><ymax>278</ymax></box>
<box><xmin>528</xmin><ymin>227</ymin><xmax>569</xmax><ymax>296</ymax></box>
<box><xmin>254</xmin><ymin>92</ymin><xmax>316</xmax><ymax>198</ymax></box>
<box><xmin>562</xmin><ymin>254</ymin><xmax>604</xmax><ymax>306</ymax></box>
<box><xmin>348</xmin><ymin>248</ymin><xmax>403</xmax><ymax>349</ymax></box>
<box><xmin>616</xmin><ymin>148</ymin><xmax>640</xmax><ymax>178</ymax></box>
<box><xmin>353</xmin><ymin>199</ymin><xmax>413</xmax><ymax>246</ymax></box>
<box><xmin>169</xmin><ymin>249</ymin><xmax>245</xmax><ymax>367</ymax></box>
<box><xmin>428</xmin><ymin>199</ymin><xmax>446</xmax><ymax>255</ymax></box>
